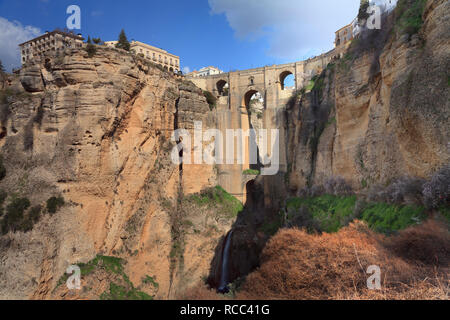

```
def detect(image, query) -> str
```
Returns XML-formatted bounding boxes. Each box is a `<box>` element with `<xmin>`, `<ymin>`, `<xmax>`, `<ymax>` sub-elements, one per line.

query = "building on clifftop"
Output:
<box><xmin>19</xmin><ymin>29</ymin><xmax>84</xmax><ymax>65</ymax></box>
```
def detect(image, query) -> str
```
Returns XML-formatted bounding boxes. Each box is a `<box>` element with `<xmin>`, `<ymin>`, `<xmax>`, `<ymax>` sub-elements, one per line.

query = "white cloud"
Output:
<box><xmin>182</xmin><ymin>66</ymin><xmax>191</xmax><ymax>74</ymax></box>
<box><xmin>0</xmin><ymin>17</ymin><xmax>41</xmax><ymax>72</ymax></box>
<box><xmin>208</xmin><ymin>0</ymin><xmax>360</xmax><ymax>60</ymax></box>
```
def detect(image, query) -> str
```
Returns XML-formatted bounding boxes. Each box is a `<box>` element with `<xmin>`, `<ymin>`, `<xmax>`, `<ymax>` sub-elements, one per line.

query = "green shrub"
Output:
<box><xmin>28</xmin><ymin>205</ymin><xmax>42</xmax><ymax>224</ymax></box>
<box><xmin>203</xmin><ymin>90</ymin><xmax>217</xmax><ymax>110</ymax></box>
<box><xmin>358</xmin><ymin>0</ymin><xmax>370</xmax><ymax>22</ymax></box>
<box><xmin>361</xmin><ymin>203</ymin><xmax>426</xmax><ymax>234</ymax></box>
<box><xmin>1</xmin><ymin>197</ymin><xmax>31</xmax><ymax>234</ymax></box>
<box><xmin>0</xmin><ymin>156</ymin><xmax>6</xmax><ymax>181</ymax></box>
<box><xmin>56</xmin><ymin>255</ymin><xmax>152</xmax><ymax>300</ymax></box>
<box><xmin>438</xmin><ymin>206</ymin><xmax>450</xmax><ymax>224</ymax></box>
<box><xmin>287</xmin><ymin>195</ymin><xmax>357</xmax><ymax>233</ymax></box>
<box><xmin>190</xmin><ymin>186</ymin><xmax>243</xmax><ymax>219</ymax></box>
<box><xmin>286</xmin><ymin>195</ymin><xmax>428</xmax><ymax>234</ymax></box>
<box><xmin>92</xmin><ymin>37</ymin><xmax>102</xmax><ymax>45</ymax></box>
<box><xmin>46</xmin><ymin>196</ymin><xmax>65</xmax><ymax>214</ymax></box>
<box><xmin>260</xmin><ymin>211</ymin><xmax>284</xmax><ymax>236</ymax></box>
<box><xmin>115</xmin><ymin>29</ymin><xmax>130</xmax><ymax>51</ymax></box>
<box><xmin>86</xmin><ymin>37</ymin><xmax>97</xmax><ymax>58</ymax></box>
<box><xmin>0</xmin><ymin>190</ymin><xmax>6</xmax><ymax>206</ymax></box>
<box><xmin>142</xmin><ymin>275</ymin><xmax>159</xmax><ymax>289</ymax></box>
<box><xmin>243</xmin><ymin>169</ymin><xmax>260</xmax><ymax>175</ymax></box>
<box><xmin>100</xmin><ymin>282</ymin><xmax>152</xmax><ymax>300</ymax></box>
<box><xmin>395</xmin><ymin>0</ymin><xmax>427</xmax><ymax>37</ymax></box>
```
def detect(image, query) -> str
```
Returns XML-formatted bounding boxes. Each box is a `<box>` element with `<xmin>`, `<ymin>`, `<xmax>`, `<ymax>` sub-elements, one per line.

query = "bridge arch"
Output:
<box><xmin>279</xmin><ymin>70</ymin><xmax>296</xmax><ymax>90</ymax></box>
<box><xmin>216</xmin><ymin>79</ymin><xmax>229</xmax><ymax>96</ymax></box>
<box><xmin>242</xmin><ymin>88</ymin><xmax>265</xmax><ymax>109</ymax></box>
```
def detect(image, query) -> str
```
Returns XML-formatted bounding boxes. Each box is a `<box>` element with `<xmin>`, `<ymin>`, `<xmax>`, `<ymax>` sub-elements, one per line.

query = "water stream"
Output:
<box><xmin>217</xmin><ymin>230</ymin><xmax>233</xmax><ymax>293</ymax></box>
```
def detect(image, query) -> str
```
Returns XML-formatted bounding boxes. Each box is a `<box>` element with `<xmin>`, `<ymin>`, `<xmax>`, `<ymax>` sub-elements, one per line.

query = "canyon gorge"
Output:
<box><xmin>0</xmin><ymin>0</ymin><xmax>448</xmax><ymax>300</ymax></box>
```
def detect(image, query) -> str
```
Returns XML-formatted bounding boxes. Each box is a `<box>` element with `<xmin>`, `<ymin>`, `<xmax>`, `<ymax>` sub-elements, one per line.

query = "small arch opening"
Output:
<box><xmin>217</xmin><ymin>80</ymin><xmax>229</xmax><ymax>96</ymax></box>
<box><xmin>280</xmin><ymin>71</ymin><xmax>295</xmax><ymax>90</ymax></box>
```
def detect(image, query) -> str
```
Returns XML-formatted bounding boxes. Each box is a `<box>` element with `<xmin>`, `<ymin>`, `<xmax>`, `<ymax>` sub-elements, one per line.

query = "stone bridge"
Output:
<box><xmin>188</xmin><ymin>47</ymin><xmax>345</xmax><ymax>203</ymax></box>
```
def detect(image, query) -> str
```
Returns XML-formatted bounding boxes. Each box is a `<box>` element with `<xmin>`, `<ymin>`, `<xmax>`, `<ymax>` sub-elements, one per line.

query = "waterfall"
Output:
<box><xmin>218</xmin><ymin>230</ymin><xmax>233</xmax><ymax>293</ymax></box>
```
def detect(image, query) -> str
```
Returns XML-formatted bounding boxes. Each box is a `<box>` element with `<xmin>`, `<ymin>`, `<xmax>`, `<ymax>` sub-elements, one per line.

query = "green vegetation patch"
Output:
<box><xmin>47</xmin><ymin>196</ymin><xmax>65</xmax><ymax>214</ymax></box>
<box><xmin>437</xmin><ymin>206</ymin><xmax>450</xmax><ymax>225</ymax></box>
<box><xmin>0</xmin><ymin>186</ymin><xmax>65</xmax><ymax>234</ymax></box>
<box><xmin>305</xmin><ymin>78</ymin><xmax>316</xmax><ymax>92</ymax></box>
<box><xmin>286</xmin><ymin>195</ymin><xmax>427</xmax><ymax>234</ymax></box>
<box><xmin>0</xmin><ymin>156</ymin><xmax>6</xmax><ymax>181</ymax></box>
<box><xmin>56</xmin><ymin>255</ymin><xmax>153</xmax><ymax>300</ymax></box>
<box><xmin>287</xmin><ymin>195</ymin><xmax>357</xmax><ymax>233</ymax></box>
<box><xmin>259</xmin><ymin>211</ymin><xmax>284</xmax><ymax>236</ymax></box>
<box><xmin>1</xmin><ymin>197</ymin><xmax>31</xmax><ymax>234</ymax></box>
<box><xmin>203</xmin><ymin>90</ymin><xmax>217</xmax><ymax>110</ymax></box>
<box><xmin>395</xmin><ymin>0</ymin><xmax>427</xmax><ymax>37</ymax></box>
<box><xmin>142</xmin><ymin>275</ymin><xmax>159</xmax><ymax>289</ymax></box>
<box><xmin>243</xmin><ymin>169</ymin><xmax>260</xmax><ymax>176</ymax></box>
<box><xmin>361</xmin><ymin>203</ymin><xmax>426</xmax><ymax>234</ymax></box>
<box><xmin>189</xmin><ymin>186</ymin><xmax>243</xmax><ymax>219</ymax></box>
<box><xmin>100</xmin><ymin>282</ymin><xmax>152</xmax><ymax>300</ymax></box>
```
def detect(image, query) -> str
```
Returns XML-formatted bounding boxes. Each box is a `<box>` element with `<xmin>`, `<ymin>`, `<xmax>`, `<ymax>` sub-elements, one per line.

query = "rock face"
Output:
<box><xmin>218</xmin><ymin>0</ymin><xmax>450</xmax><ymax>288</ymax></box>
<box><xmin>0</xmin><ymin>0</ymin><xmax>448</xmax><ymax>301</ymax></box>
<box><xmin>0</xmin><ymin>47</ymin><xmax>226</xmax><ymax>299</ymax></box>
<box><xmin>286</xmin><ymin>0</ymin><xmax>449</xmax><ymax>192</ymax></box>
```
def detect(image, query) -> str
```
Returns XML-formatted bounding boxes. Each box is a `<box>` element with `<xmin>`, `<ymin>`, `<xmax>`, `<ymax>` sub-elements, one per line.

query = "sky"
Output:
<box><xmin>0</xmin><ymin>0</ymin><xmax>360</xmax><ymax>73</ymax></box>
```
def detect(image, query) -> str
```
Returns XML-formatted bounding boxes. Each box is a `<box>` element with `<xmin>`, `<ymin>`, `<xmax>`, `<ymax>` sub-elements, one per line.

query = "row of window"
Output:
<box><xmin>135</xmin><ymin>48</ymin><xmax>179</xmax><ymax>66</ymax></box>
<box><xmin>22</xmin><ymin>43</ymin><xmax>83</xmax><ymax>62</ymax></box>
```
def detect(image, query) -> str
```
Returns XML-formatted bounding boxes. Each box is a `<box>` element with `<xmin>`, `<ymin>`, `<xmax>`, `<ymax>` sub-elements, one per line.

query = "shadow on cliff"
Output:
<box><xmin>206</xmin><ymin>175</ymin><xmax>285</xmax><ymax>290</ymax></box>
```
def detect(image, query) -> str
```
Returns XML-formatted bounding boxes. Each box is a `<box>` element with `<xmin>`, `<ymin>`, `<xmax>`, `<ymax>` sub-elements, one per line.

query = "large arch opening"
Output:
<box><xmin>240</xmin><ymin>90</ymin><xmax>264</xmax><ymax>176</ymax></box>
<box><xmin>217</xmin><ymin>80</ymin><xmax>229</xmax><ymax>96</ymax></box>
<box><xmin>243</xmin><ymin>90</ymin><xmax>264</xmax><ymax>109</ymax></box>
<box><xmin>280</xmin><ymin>71</ymin><xmax>295</xmax><ymax>90</ymax></box>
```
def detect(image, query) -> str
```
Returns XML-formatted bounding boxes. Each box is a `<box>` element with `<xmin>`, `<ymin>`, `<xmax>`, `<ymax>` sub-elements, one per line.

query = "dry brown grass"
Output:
<box><xmin>178</xmin><ymin>283</ymin><xmax>225</xmax><ymax>300</ymax></box>
<box><xmin>234</xmin><ymin>220</ymin><xmax>449</xmax><ymax>300</ymax></box>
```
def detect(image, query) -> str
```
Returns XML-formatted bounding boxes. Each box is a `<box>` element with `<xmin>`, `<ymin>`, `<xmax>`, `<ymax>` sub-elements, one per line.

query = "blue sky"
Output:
<box><xmin>0</xmin><ymin>0</ymin><xmax>360</xmax><ymax>72</ymax></box>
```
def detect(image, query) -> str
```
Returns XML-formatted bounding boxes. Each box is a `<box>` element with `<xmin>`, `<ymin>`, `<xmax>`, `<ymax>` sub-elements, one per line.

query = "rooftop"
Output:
<box><xmin>19</xmin><ymin>29</ymin><xmax>84</xmax><ymax>46</ymax></box>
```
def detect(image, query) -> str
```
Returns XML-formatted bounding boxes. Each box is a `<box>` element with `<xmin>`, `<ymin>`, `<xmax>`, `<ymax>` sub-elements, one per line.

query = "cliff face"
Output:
<box><xmin>0</xmin><ymin>47</ymin><xmax>228</xmax><ymax>299</ymax></box>
<box><xmin>222</xmin><ymin>0</ymin><xmax>449</xmax><ymax>287</ymax></box>
<box><xmin>0</xmin><ymin>0</ymin><xmax>448</xmax><ymax>301</ymax></box>
<box><xmin>286</xmin><ymin>0</ymin><xmax>449</xmax><ymax>193</ymax></box>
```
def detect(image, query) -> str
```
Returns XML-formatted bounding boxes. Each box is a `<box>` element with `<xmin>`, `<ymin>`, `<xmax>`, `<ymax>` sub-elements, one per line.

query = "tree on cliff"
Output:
<box><xmin>92</xmin><ymin>37</ymin><xmax>103</xmax><ymax>45</ymax></box>
<box><xmin>116</xmin><ymin>29</ymin><xmax>130</xmax><ymax>51</ymax></box>
<box><xmin>0</xmin><ymin>59</ymin><xmax>5</xmax><ymax>85</ymax></box>
<box><xmin>358</xmin><ymin>0</ymin><xmax>370</xmax><ymax>23</ymax></box>
<box><xmin>86</xmin><ymin>36</ymin><xmax>97</xmax><ymax>58</ymax></box>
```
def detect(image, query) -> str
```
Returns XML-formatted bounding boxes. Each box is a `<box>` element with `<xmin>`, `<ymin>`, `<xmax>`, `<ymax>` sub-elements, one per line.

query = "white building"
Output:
<box><xmin>188</xmin><ymin>66</ymin><xmax>223</xmax><ymax>78</ymax></box>
<box><xmin>19</xmin><ymin>30</ymin><xmax>84</xmax><ymax>65</ymax></box>
<box><xmin>106</xmin><ymin>40</ymin><xmax>180</xmax><ymax>73</ymax></box>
